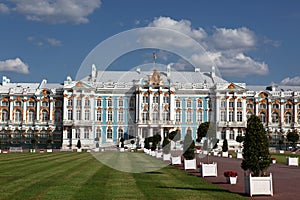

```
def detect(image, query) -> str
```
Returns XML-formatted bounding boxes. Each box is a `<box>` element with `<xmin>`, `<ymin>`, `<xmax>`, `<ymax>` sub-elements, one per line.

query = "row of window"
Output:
<box><xmin>68</xmin><ymin>128</ymin><xmax>125</xmax><ymax>140</ymax></box>
<box><xmin>247</xmin><ymin>103</ymin><xmax>295</xmax><ymax>110</ymax></box>
<box><xmin>1</xmin><ymin>100</ymin><xmax>61</xmax><ymax>107</ymax></box>
<box><xmin>176</xmin><ymin>100</ymin><xmax>203</xmax><ymax>108</ymax></box>
<box><xmin>252</xmin><ymin>111</ymin><xmax>300</xmax><ymax>124</ymax></box>
<box><xmin>220</xmin><ymin>111</ymin><xmax>243</xmax><ymax>122</ymax></box>
<box><xmin>67</xmin><ymin>99</ymin><xmax>131</xmax><ymax>108</ymax></box>
<box><xmin>67</xmin><ymin>109</ymin><xmax>128</xmax><ymax>122</ymax></box>
<box><xmin>1</xmin><ymin>109</ymin><xmax>62</xmax><ymax>122</ymax></box>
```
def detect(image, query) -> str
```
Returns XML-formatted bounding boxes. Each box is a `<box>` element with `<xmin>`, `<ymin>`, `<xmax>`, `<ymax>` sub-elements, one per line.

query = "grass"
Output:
<box><xmin>271</xmin><ymin>152</ymin><xmax>300</xmax><ymax>164</ymax></box>
<box><xmin>0</xmin><ymin>152</ymin><xmax>246</xmax><ymax>200</ymax></box>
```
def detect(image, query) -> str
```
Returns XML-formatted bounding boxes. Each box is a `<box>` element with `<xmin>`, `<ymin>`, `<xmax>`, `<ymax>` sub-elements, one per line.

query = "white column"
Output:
<box><xmin>49</xmin><ymin>97</ymin><xmax>54</xmax><ymax>122</ymax></box>
<box><xmin>169</xmin><ymin>88</ymin><xmax>175</xmax><ymax>122</ymax></box>
<box><xmin>280</xmin><ymin>99</ymin><xmax>284</xmax><ymax>124</ymax></box>
<box><xmin>294</xmin><ymin>99</ymin><xmax>297</xmax><ymax>125</ymax></box>
<box><xmin>63</xmin><ymin>94</ymin><xmax>68</xmax><ymax>120</ymax></box>
<box><xmin>23</xmin><ymin>97</ymin><xmax>27</xmax><ymax>122</ymax></box>
<box><xmin>9</xmin><ymin>98</ymin><xmax>13</xmax><ymax>121</ymax></box>
<box><xmin>234</xmin><ymin>96</ymin><xmax>237</xmax><ymax>122</ymax></box>
<box><xmin>226</xmin><ymin>96</ymin><xmax>229</xmax><ymax>122</ymax></box>
<box><xmin>73</xmin><ymin>96</ymin><xmax>77</xmax><ymax>121</ymax></box>
<box><xmin>149</xmin><ymin>87</ymin><xmax>153</xmax><ymax>122</ymax></box>
<box><xmin>36</xmin><ymin>97</ymin><xmax>40</xmax><ymax>121</ymax></box>
<box><xmin>268</xmin><ymin>100</ymin><xmax>272</xmax><ymax>124</ymax></box>
<box><xmin>159</xmin><ymin>88</ymin><xmax>163</xmax><ymax>122</ymax></box>
<box><xmin>255</xmin><ymin>99</ymin><xmax>259</xmax><ymax>115</ymax></box>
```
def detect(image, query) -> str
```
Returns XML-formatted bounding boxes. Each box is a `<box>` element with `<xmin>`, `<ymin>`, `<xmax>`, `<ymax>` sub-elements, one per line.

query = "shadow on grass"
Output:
<box><xmin>145</xmin><ymin>171</ymin><xmax>164</xmax><ymax>174</ymax></box>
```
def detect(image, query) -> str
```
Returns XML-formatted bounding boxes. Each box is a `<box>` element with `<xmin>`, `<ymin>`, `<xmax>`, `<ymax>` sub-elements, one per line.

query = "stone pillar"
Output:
<box><xmin>169</xmin><ymin>88</ymin><xmax>175</xmax><ymax>122</ymax></box>
<box><xmin>23</xmin><ymin>97</ymin><xmax>27</xmax><ymax>123</ymax></box>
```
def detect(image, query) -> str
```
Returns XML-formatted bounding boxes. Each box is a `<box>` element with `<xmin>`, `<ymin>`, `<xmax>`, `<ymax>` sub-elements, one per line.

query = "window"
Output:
<box><xmin>163</xmin><ymin>96</ymin><xmax>169</xmax><ymax>104</ymax></box>
<box><xmin>221</xmin><ymin>111</ymin><xmax>226</xmax><ymax>122</ymax></box>
<box><xmin>260</xmin><ymin>112</ymin><xmax>266</xmax><ymax>123</ymax></box>
<box><xmin>186</xmin><ymin>110</ymin><xmax>192</xmax><ymax>122</ymax></box>
<box><xmin>28</xmin><ymin>110</ymin><xmax>35</xmax><ymax>122</ymax></box>
<box><xmin>129</xmin><ymin>98</ymin><xmax>135</xmax><ymax>107</ymax></box>
<box><xmin>107</xmin><ymin>129</ymin><xmax>112</xmax><ymax>139</ymax></box>
<box><xmin>84</xmin><ymin>109</ymin><xmax>90</xmax><ymax>120</ymax></box>
<box><xmin>54</xmin><ymin>110</ymin><xmax>61</xmax><ymax>122</ymax></box>
<box><xmin>221</xmin><ymin>130</ymin><xmax>226</xmax><ymax>140</ymax></box>
<box><xmin>176</xmin><ymin>101</ymin><xmax>181</xmax><ymax>108</ymax></box>
<box><xmin>1</xmin><ymin>109</ymin><xmax>8</xmax><ymax>122</ymax></box>
<box><xmin>197</xmin><ymin>111</ymin><xmax>203</xmax><ymax>122</ymax></box>
<box><xmin>14</xmin><ymin>109</ymin><xmax>21</xmax><ymax>122</ymax></box>
<box><xmin>67</xmin><ymin>129</ymin><xmax>72</xmax><ymax>139</ymax></box>
<box><xmin>197</xmin><ymin>100</ymin><xmax>202</xmax><ymax>108</ymax></box>
<box><xmin>107</xmin><ymin>99</ymin><xmax>112</xmax><ymax>107</ymax></box>
<box><xmin>298</xmin><ymin>113</ymin><xmax>300</xmax><ymax>124</ymax></box>
<box><xmin>229</xmin><ymin>111</ymin><xmax>234</xmax><ymax>122</ymax></box>
<box><xmin>67</xmin><ymin>110</ymin><xmax>73</xmax><ymax>120</ymax></box>
<box><xmin>175</xmin><ymin>111</ymin><xmax>181</xmax><ymax>122</ymax></box>
<box><xmin>85</xmin><ymin>99</ymin><xmax>90</xmax><ymax>107</ymax></box>
<box><xmin>229</xmin><ymin>100</ymin><xmax>234</xmax><ymax>108</ymax></box>
<box><xmin>84</xmin><ymin>128</ymin><xmax>89</xmax><ymax>139</ymax></box>
<box><xmin>285</xmin><ymin>112</ymin><xmax>292</xmax><ymax>124</ymax></box>
<box><xmin>96</xmin><ymin>110</ymin><xmax>102</xmax><ymax>121</ymax></box>
<box><xmin>152</xmin><ymin>110</ymin><xmax>159</xmax><ymax>122</ymax></box>
<box><xmin>42</xmin><ymin>101</ymin><xmax>48</xmax><ymax>107</ymax></box>
<box><xmin>259</xmin><ymin>103</ymin><xmax>266</xmax><ymax>109</ymax></box>
<box><xmin>76</xmin><ymin>99</ymin><xmax>82</xmax><ymax>107</ymax></box>
<box><xmin>67</xmin><ymin>99</ymin><xmax>72</xmax><ymax>107</ymax></box>
<box><xmin>237</xmin><ymin>101</ymin><xmax>242</xmax><ymax>108</ymax></box>
<box><xmin>2</xmin><ymin>100</ymin><xmax>9</xmax><ymax>106</ymax></box>
<box><xmin>75</xmin><ymin>129</ymin><xmax>80</xmax><ymax>139</ymax></box>
<box><xmin>107</xmin><ymin>110</ymin><xmax>113</xmax><ymax>122</ymax></box>
<box><xmin>42</xmin><ymin>110</ymin><xmax>48</xmax><ymax>122</ymax></box>
<box><xmin>96</xmin><ymin>129</ymin><xmax>101</xmax><ymax>139</ymax></box>
<box><xmin>15</xmin><ymin>101</ymin><xmax>21</xmax><ymax>106</ymax></box>
<box><xmin>246</xmin><ymin>112</ymin><xmax>253</xmax><ymax>119</ymax></box>
<box><xmin>272</xmin><ymin>104</ymin><xmax>279</xmax><ymax>109</ymax></box>
<box><xmin>163</xmin><ymin>111</ymin><xmax>169</xmax><ymax>122</ymax></box>
<box><xmin>142</xmin><ymin>110</ymin><xmax>148</xmax><ymax>122</ymax></box>
<box><xmin>247</xmin><ymin>103</ymin><xmax>253</xmax><ymax>109</ymax></box>
<box><xmin>28</xmin><ymin>101</ymin><xmax>35</xmax><ymax>107</ymax></box>
<box><xmin>221</xmin><ymin>100</ymin><xmax>226</xmax><ymax>108</ymax></box>
<box><xmin>96</xmin><ymin>99</ymin><xmax>102</xmax><ymax>107</ymax></box>
<box><xmin>118</xmin><ymin>99</ymin><xmax>123</xmax><ymax>107</ymax></box>
<box><xmin>237</xmin><ymin>111</ymin><xmax>242</xmax><ymax>122</ymax></box>
<box><xmin>153</xmin><ymin>96</ymin><xmax>159</xmax><ymax>103</ymax></box>
<box><xmin>285</xmin><ymin>104</ymin><xmax>292</xmax><ymax>109</ymax></box>
<box><xmin>118</xmin><ymin>110</ymin><xmax>124</xmax><ymax>122</ymax></box>
<box><xmin>272</xmin><ymin>112</ymin><xmax>279</xmax><ymax>123</ymax></box>
<box><xmin>229</xmin><ymin>130</ymin><xmax>234</xmax><ymax>140</ymax></box>
<box><xmin>76</xmin><ymin>110</ymin><xmax>81</xmax><ymax>120</ymax></box>
<box><xmin>142</xmin><ymin>96</ymin><xmax>148</xmax><ymax>104</ymax></box>
<box><xmin>118</xmin><ymin>129</ymin><xmax>123</xmax><ymax>139</ymax></box>
<box><xmin>187</xmin><ymin>101</ymin><xmax>192</xmax><ymax>108</ymax></box>
<box><xmin>55</xmin><ymin>101</ymin><xmax>61</xmax><ymax>107</ymax></box>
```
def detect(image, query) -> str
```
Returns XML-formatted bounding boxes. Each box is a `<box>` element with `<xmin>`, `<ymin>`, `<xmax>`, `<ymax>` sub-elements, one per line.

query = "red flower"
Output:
<box><xmin>271</xmin><ymin>158</ymin><xmax>276</xmax><ymax>160</ymax></box>
<box><xmin>224</xmin><ymin>170</ymin><xmax>238</xmax><ymax>177</ymax></box>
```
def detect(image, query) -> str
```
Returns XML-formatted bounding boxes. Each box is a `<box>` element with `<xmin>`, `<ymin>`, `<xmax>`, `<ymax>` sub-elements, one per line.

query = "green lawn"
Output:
<box><xmin>0</xmin><ymin>152</ymin><xmax>245</xmax><ymax>200</ymax></box>
<box><xmin>271</xmin><ymin>153</ymin><xmax>300</xmax><ymax>164</ymax></box>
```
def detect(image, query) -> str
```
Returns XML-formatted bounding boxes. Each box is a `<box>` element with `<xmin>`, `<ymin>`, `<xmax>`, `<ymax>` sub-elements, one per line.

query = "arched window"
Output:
<box><xmin>118</xmin><ymin>110</ymin><xmax>124</xmax><ymax>122</ymax></box>
<box><xmin>28</xmin><ymin>100</ymin><xmax>35</xmax><ymax>107</ymax></box>
<box><xmin>107</xmin><ymin>110</ymin><xmax>113</xmax><ymax>122</ymax></box>
<box><xmin>84</xmin><ymin>109</ymin><xmax>90</xmax><ymax>120</ymax></box>
<box><xmin>1</xmin><ymin>109</ymin><xmax>8</xmax><ymax>122</ymax></box>
<box><xmin>259</xmin><ymin>103</ymin><xmax>266</xmax><ymax>109</ymax></box>
<box><xmin>272</xmin><ymin>103</ymin><xmax>279</xmax><ymax>109</ymax></box>
<box><xmin>246</xmin><ymin>112</ymin><xmax>253</xmax><ymax>119</ymax></box>
<box><xmin>14</xmin><ymin>109</ymin><xmax>22</xmax><ymax>122</ymax></box>
<box><xmin>41</xmin><ymin>110</ymin><xmax>48</xmax><ymax>122</ymax></box>
<box><xmin>237</xmin><ymin>111</ymin><xmax>242</xmax><ymax>122</ymax></box>
<box><xmin>54</xmin><ymin>110</ymin><xmax>61</xmax><ymax>122</ymax></box>
<box><xmin>107</xmin><ymin>128</ymin><xmax>113</xmax><ymax>139</ymax></box>
<box><xmin>229</xmin><ymin>130</ymin><xmax>234</xmax><ymax>140</ymax></box>
<box><xmin>272</xmin><ymin>112</ymin><xmax>279</xmax><ymax>123</ymax></box>
<box><xmin>96</xmin><ymin>110</ymin><xmax>102</xmax><ymax>121</ymax></box>
<box><xmin>28</xmin><ymin>110</ymin><xmax>35</xmax><ymax>122</ymax></box>
<box><xmin>175</xmin><ymin>110</ymin><xmax>181</xmax><ymax>122</ymax></box>
<box><xmin>285</xmin><ymin>112</ymin><xmax>292</xmax><ymax>124</ymax></box>
<box><xmin>118</xmin><ymin>129</ymin><xmax>123</xmax><ymax>139</ymax></box>
<box><xmin>96</xmin><ymin>128</ymin><xmax>101</xmax><ymax>139</ymax></box>
<box><xmin>152</xmin><ymin>110</ymin><xmax>159</xmax><ymax>123</ymax></box>
<box><xmin>142</xmin><ymin>110</ymin><xmax>148</xmax><ymax>122</ymax></box>
<box><xmin>163</xmin><ymin>110</ymin><xmax>169</xmax><ymax>122</ymax></box>
<box><xmin>15</xmin><ymin>101</ymin><xmax>21</xmax><ymax>106</ymax></box>
<box><xmin>285</xmin><ymin>104</ymin><xmax>292</xmax><ymax>109</ymax></box>
<box><xmin>42</xmin><ymin>101</ymin><xmax>48</xmax><ymax>107</ymax></box>
<box><xmin>197</xmin><ymin>111</ymin><xmax>203</xmax><ymax>122</ymax></box>
<box><xmin>260</xmin><ymin>112</ymin><xmax>266</xmax><ymax>123</ymax></box>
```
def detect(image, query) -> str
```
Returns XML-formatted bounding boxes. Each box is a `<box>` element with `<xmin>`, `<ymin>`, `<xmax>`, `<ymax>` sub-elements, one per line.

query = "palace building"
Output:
<box><xmin>1</xmin><ymin>65</ymin><xmax>300</xmax><ymax>150</ymax></box>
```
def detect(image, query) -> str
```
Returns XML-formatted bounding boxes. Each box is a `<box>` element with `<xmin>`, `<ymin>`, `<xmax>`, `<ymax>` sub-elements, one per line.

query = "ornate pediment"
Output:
<box><xmin>148</xmin><ymin>69</ymin><xmax>164</xmax><ymax>85</ymax></box>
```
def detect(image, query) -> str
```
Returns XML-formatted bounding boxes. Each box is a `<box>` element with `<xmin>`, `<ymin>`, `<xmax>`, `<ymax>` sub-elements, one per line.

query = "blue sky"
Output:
<box><xmin>0</xmin><ymin>0</ymin><xmax>300</xmax><ymax>86</ymax></box>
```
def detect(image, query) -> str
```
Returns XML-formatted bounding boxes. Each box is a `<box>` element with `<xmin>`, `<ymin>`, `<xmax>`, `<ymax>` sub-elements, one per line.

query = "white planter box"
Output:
<box><xmin>156</xmin><ymin>152</ymin><xmax>162</xmax><ymax>158</ymax></box>
<box><xmin>184</xmin><ymin>159</ymin><xmax>196</xmax><ymax>170</ymax></box>
<box><xmin>213</xmin><ymin>151</ymin><xmax>219</xmax><ymax>156</ymax></box>
<box><xmin>237</xmin><ymin>152</ymin><xmax>243</xmax><ymax>159</ymax></box>
<box><xmin>171</xmin><ymin>156</ymin><xmax>182</xmax><ymax>165</ymax></box>
<box><xmin>151</xmin><ymin>151</ymin><xmax>156</xmax><ymax>157</ymax></box>
<box><xmin>119</xmin><ymin>148</ymin><xmax>125</xmax><ymax>152</ymax></box>
<box><xmin>226</xmin><ymin>176</ymin><xmax>238</xmax><ymax>184</ymax></box>
<box><xmin>279</xmin><ymin>150</ymin><xmax>284</xmax><ymax>154</ymax></box>
<box><xmin>201</xmin><ymin>163</ymin><xmax>217</xmax><ymax>177</ymax></box>
<box><xmin>46</xmin><ymin>149</ymin><xmax>52</xmax><ymax>153</ymax></box>
<box><xmin>163</xmin><ymin>153</ymin><xmax>171</xmax><ymax>161</ymax></box>
<box><xmin>77</xmin><ymin>149</ymin><xmax>82</xmax><ymax>152</ymax></box>
<box><xmin>286</xmin><ymin>157</ymin><xmax>299</xmax><ymax>166</ymax></box>
<box><xmin>0</xmin><ymin>149</ymin><xmax>1</xmax><ymax>153</ymax></box>
<box><xmin>222</xmin><ymin>152</ymin><xmax>228</xmax><ymax>157</ymax></box>
<box><xmin>244</xmin><ymin>173</ymin><xmax>273</xmax><ymax>196</ymax></box>
<box><xmin>272</xmin><ymin>159</ymin><xmax>276</xmax><ymax>164</ymax></box>
<box><xmin>196</xmin><ymin>149</ymin><xmax>201</xmax><ymax>154</ymax></box>
<box><xmin>203</xmin><ymin>150</ymin><xmax>208</xmax><ymax>155</ymax></box>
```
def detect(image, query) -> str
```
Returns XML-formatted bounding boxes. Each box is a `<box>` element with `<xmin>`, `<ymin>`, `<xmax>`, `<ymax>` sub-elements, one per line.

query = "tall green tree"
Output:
<box><xmin>287</xmin><ymin>131</ymin><xmax>299</xmax><ymax>149</ymax></box>
<box><xmin>222</xmin><ymin>138</ymin><xmax>228</xmax><ymax>152</ymax></box>
<box><xmin>76</xmin><ymin>140</ymin><xmax>81</xmax><ymax>149</ymax></box>
<box><xmin>183</xmin><ymin>132</ymin><xmax>195</xmax><ymax>160</ymax></box>
<box><xmin>162</xmin><ymin>137</ymin><xmax>171</xmax><ymax>154</ymax></box>
<box><xmin>197</xmin><ymin>122</ymin><xmax>210</xmax><ymax>142</ymax></box>
<box><xmin>241</xmin><ymin>115</ymin><xmax>271</xmax><ymax>176</ymax></box>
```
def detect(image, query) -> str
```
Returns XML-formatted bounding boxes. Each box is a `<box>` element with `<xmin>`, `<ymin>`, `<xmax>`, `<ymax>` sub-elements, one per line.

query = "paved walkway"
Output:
<box><xmin>172</xmin><ymin>155</ymin><xmax>300</xmax><ymax>200</ymax></box>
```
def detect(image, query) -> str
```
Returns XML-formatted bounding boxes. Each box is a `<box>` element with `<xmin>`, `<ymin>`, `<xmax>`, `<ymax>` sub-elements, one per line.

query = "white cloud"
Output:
<box><xmin>46</xmin><ymin>37</ymin><xmax>62</xmax><ymax>46</ymax></box>
<box><xmin>28</xmin><ymin>36</ymin><xmax>62</xmax><ymax>47</ymax></box>
<box><xmin>6</xmin><ymin>0</ymin><xmax>101</xmax><ymax>24</ymax></box>
<box><xmin>0</xmin><ymin>58</ymin><xmax>29</xmax><ymax>74</ymax></box>
<box><xmin>280</xmin><ymin>76</ymin><xmax>300</xmax><ymax>86</ymax></box>
<box><xmin>143</xmin><ymin>16</ymin><xmax>269</xmax><ymax>77</ymax></box>
<box><xmin>0</xmin><ymin>3</ymin><xmax>10</xmax><ymax>14</ymax></box>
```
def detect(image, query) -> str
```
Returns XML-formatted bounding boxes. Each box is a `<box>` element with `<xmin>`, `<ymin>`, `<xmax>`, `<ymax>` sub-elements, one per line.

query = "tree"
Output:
<box><xmin>222</xmin><ymin>138</ymin><xmax>228</xmax><ymax>152</ymax></box>
<box><xmin>76</xmin><ymin>140</ymin><xmax>81</xmax><ymax>149</ymax></box>
<box><xmin>241</xmin><ymin>115</ymin><xmax>271</xmax><ymax>176</ymax></box>
<box><xmin>169</xmin><ymin>130</ymin><xmax>181</xmax><ymax>142</ymax></box>
<box><xmin>162</xmin><ymin>137</ymin><xmax>171</xmax><ymax>154</ymax></box>
<box><xmin>287</xmin><ymin>131</ymin><xmax>299</xmax><ymax>149</ymax></box>
<box><xmin>183</xmin><ymin>132</ymin><xmax>195</xmax><ymax>160</ymax></box>
<box><xmin>197</xmin><ymin>122</ymin><xmax>210</xmax><ymax>142</ymax></box>
<box><xmin>236</xmin><ymin>135</ymin><xmax>244</xmax><ymax>150</ymax></box>
<box><xmin>144</xmin><ymin>138</ymin><xmax>150</xmax><ymax>149</ymax></box>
